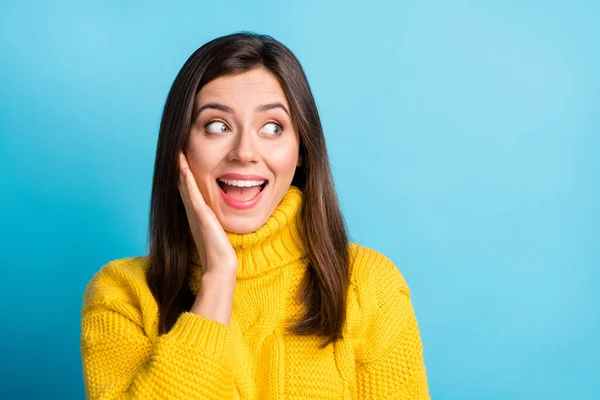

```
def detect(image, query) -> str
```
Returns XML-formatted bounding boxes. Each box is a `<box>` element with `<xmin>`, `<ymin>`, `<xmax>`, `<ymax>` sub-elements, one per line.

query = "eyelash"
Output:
<box><xmin>204</xmin><ymin>119</ymin><xmax>284</xmax><ymax>135</ymax></box>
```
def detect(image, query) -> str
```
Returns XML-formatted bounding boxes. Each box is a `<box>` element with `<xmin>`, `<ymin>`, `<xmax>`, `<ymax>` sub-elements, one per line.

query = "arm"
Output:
<box><xmin>355</xmin><ymin>252</ymin><xmax>430</xmax><ymax>399</ymax></box>
<box><xmin>80</xmin><ymin>265</ymin><xmax>236</xmax><ymax>400</ymax></box>
<box><xmin>191</xmin><ymin>271</ymin><xmax>237</xmax><ymax>326</ymax></box>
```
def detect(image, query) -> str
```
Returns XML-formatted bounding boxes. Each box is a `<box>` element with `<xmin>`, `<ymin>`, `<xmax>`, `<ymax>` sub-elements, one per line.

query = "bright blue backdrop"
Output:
<box><xmin>1</xmin><ymin>1</ymin><xmax>598</xmax><ymax>399</ymax></box>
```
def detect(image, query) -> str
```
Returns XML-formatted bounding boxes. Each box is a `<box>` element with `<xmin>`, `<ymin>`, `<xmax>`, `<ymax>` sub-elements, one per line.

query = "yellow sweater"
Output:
<box><xmin>80</xmin><ymin>186</ymin><xmax>429</xmax><ymax>399</ymax></box>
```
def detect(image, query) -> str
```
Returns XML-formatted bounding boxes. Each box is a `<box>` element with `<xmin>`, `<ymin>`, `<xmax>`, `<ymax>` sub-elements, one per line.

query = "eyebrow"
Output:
<box><xmin>193</xmin><ymin>102</ymin><xmax>290</xmax><ymax>121</ymax></box>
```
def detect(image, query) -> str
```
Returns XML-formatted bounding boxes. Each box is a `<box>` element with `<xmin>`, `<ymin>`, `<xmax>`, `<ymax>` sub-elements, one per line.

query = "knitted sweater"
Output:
<box><xmin>80</xmin><ymin>185</ymin><xmax>430</xmax><ymax>399</ymax></box>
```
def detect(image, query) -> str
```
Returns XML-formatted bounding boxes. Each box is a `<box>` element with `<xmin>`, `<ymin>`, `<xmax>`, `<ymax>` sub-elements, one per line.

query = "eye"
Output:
<box><xmin>260</xmin><ymin>122</ymin><xmax>283</xmax><ymax>136</ymax></box>
<box><xmin>204</xmin><ymin>120</ymin><xmax>230</xmax><ymax>134</ymax></box>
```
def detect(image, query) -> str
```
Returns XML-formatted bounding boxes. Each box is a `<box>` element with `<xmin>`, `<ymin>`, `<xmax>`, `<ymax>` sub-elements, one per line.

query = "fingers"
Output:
<box><xmin>178</xmin><ymin>151</ymin><xmax>208</xmax><ymax>210</ymax></box>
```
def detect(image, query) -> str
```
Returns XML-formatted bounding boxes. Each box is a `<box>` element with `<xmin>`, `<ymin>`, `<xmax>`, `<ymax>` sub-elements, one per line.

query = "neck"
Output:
<box><xmin>191</xmin><ymin>185</ymin><xmax>306</xmax><ymax>280</ymax></box>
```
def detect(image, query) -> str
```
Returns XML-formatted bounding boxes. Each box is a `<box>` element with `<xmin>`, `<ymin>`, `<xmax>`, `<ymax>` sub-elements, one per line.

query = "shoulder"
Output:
<box><xmin>82</xmin><ymin>256</ymin><xmax>153</xmax><ymax>313</ymax></box>
<box><xmin>347</xmin><ymin>243</ymin><xmax>414</xmax><ymax>361</ymax></box>
<box><xmin>347</xmin><ymin>243</ymin><xmax>410</xmax><ymax>297</ymax></box>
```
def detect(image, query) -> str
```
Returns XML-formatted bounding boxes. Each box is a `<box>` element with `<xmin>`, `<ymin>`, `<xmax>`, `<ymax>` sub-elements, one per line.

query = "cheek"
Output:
<box><xmin>185</xmin><ymin>142</ymin><xmax>219</xmax><ymax>189</ymax></box>
<box><xmin>265</xmin><ymin>144</ymin><xmax>299</xmax><ymax>177</ymax></box>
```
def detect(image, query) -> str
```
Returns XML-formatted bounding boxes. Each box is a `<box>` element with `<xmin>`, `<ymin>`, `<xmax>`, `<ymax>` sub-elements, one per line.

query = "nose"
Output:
<box><xmin>227</xmin><ymin>127</ymin><xmax>259</xmax><ymax>164</ymax></box>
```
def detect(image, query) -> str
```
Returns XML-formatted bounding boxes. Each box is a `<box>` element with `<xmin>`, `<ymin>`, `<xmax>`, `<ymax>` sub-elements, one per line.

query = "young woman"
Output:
<box><xmin>80</xmin><ymin>31</ymin><xmax>430</xmax><ymax>399</ymax></box>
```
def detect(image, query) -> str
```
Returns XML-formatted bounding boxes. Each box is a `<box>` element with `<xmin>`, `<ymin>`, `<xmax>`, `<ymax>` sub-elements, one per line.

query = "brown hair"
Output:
<box><xmin>147</xmin><ymin>31</ymin><xmax>350</xmax><ymax>347</ymax></box>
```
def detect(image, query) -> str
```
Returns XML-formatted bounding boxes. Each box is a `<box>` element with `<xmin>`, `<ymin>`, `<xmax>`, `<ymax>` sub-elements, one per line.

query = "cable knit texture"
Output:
<box><xmin>80</xmin><ymin>185</ymin><xmax>430</xmax><ymax>399</ymax></box>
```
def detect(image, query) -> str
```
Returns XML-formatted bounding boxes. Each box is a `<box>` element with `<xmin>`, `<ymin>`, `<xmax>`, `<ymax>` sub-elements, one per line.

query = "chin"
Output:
<box><xmin>221</xmin><ymin>215</ymin><xmax>268</xmax><ymax>234</ymax></box>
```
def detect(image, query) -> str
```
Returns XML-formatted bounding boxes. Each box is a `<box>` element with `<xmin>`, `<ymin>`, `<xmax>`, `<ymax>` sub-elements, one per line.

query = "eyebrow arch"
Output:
<box><xmin>193</xmin><ymin>102</ymin><xmax>290</xmax><ymax>121</ymax></box>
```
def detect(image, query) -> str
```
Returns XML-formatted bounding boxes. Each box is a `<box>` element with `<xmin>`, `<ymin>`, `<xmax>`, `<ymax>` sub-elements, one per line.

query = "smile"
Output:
<box><xmin>216</xmin><ymin>177</ymin><xmax>269</xmax><ymax>210</ymax></box>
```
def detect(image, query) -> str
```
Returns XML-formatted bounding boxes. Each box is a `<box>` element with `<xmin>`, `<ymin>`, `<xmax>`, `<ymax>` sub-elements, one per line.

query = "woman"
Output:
<box><xmin>80</xmin><ymin>31</ymin><xmax>430</xmax><ymax>399</ymax></box>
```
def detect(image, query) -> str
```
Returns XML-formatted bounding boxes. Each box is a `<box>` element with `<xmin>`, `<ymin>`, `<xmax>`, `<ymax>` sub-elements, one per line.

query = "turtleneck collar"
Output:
<box><xmin>191</xmin><ymin>185</ymin><xmax>306</xmax><ymax>280</ymax></box>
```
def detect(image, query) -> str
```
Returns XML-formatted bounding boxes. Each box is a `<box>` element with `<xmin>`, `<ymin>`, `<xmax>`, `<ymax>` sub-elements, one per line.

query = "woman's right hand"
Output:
<box><xmin>178</xmin><ymin>151</ymin><xmax>238</xmax><ymax>277</ymax></box>
<box><xmin>179</xmin><ymin>151</ymin><xmax>238</xmax><ymax>326</ymax></box>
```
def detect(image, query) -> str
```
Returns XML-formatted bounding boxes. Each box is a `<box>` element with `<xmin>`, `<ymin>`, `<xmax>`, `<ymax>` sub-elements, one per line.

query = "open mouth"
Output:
<box><xmin>216</xmin><ymin>178</ymin><xmax>268</xmax><ymax>203</ymax></box>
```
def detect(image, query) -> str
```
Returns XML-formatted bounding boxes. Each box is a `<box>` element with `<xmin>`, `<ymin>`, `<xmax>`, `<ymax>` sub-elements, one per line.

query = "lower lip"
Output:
<box><xmin>218</xmin><ymin>182</ymin><xmax>268</xmax><ymax>210</ymax></box>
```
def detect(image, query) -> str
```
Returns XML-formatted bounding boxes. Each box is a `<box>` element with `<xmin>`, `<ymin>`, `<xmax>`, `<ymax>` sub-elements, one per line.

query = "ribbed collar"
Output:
<box><xmin>191</xmin><ymin>185</ymin><xmax>306</xmax><ymax>280</ymax></box>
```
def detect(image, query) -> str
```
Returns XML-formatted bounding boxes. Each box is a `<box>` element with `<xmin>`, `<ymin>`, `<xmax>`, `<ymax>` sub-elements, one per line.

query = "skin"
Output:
<box><xmin>177</xmin><ymin>67</ymin><xmax>302</xmax><ymax>326</ymax></box>
<box><xmin>185</xmin><ymin>67</ymin><xmax>302</xmax><ymax>234</ymax></box>
<box><xmin>178</xmin><ymin>153</ymin><xmax>238</xmax><ymax>326</ymax></box>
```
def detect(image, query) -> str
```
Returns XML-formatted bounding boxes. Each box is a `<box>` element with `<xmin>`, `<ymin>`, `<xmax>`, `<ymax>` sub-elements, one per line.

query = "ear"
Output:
<box><xmin>296</xmin><ymin>152</ymin><xmax>303</xmax><ymax>167</ymax></box>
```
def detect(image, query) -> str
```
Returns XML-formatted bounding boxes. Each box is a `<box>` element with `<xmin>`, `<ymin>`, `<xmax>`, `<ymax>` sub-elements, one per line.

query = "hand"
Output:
<box><xmin>178</xmin><ymin>151</ymin><xmax>238</xmax><ymax>277</ymax></box>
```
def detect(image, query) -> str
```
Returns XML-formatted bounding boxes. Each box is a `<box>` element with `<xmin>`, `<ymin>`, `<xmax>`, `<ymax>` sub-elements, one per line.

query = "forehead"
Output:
<box><xmin>195</xmin><ymin>68</ymin><xmax>289</xmax><ymax>108</ymax></box>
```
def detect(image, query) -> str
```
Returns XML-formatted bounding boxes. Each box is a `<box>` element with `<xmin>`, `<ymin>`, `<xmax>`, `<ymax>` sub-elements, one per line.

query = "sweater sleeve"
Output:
<box><xmin>355</xmin><ymin>251</ymin><xmax>430</xmax><ymax>400</ymax></box>
<box><xmin>80</xmin><ymin>261</ymin><xmax>235</xmax><ymax>399</ymax></box>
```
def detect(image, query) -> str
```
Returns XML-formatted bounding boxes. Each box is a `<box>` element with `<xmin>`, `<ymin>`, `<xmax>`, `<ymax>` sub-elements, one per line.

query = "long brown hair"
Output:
<box><xmin>147</xmin><ymin>31</ymin><xmax>350</xmax><ymax>347</ymax></box>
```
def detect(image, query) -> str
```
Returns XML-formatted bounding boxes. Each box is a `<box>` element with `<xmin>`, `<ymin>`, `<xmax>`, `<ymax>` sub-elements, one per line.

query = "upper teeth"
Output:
<box><xmin>218</xmin><ymin>178</ymin><xmax>266</xmax><ymax>187</ymax></box>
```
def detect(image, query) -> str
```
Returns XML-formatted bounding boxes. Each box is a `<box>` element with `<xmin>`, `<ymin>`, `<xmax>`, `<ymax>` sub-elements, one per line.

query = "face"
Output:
<box><xmin>186</xmin><ymin>67</ymin><xmax>301</xmax><ymax>234</ymax></box>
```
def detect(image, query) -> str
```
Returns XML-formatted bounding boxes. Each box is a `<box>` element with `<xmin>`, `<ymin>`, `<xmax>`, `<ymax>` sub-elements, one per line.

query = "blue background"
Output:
<box><xmin>1</xmin><ymin>1</ymin><xmax>598</xmax><ymax>399</ymax></box>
